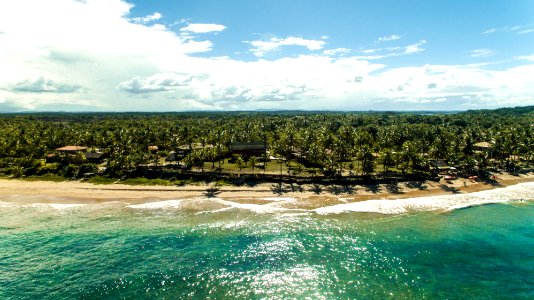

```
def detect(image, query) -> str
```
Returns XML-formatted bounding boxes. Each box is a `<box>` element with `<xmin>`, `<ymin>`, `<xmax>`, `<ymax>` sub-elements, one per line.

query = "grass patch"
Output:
<box><xmin>173</xmin><ymin>177</ymin><xmax>205</xmax><ymax>186</ymax></box>
<box><xmin>20</xmin><ymin>174</ymin><xmax>68</xmax><ymax>182</ymax></box>
<box><xmin>121</xmin><ymin>177</ymin><xmax>173</xmax><ymax>186</ymax></box>
<box><xmin>213</xmin><ymin>179</ymin><xmax>232</xmax><ymax>186</ymax></box>
<box><xmin>87</xmin><ymin>176</ymin><xmax>117</xmax><ymax>185</ymax></box>
<box><xmin>198</xmin><ymin>158</ymin><xmax>298</xmax><ymax>175</ymax></box>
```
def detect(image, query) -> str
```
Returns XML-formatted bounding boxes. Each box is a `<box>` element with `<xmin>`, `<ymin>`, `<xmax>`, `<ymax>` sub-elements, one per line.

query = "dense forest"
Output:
<box><xmin>0</xmin><ymin>106</ymin><xmax>532</xmax><ymax>184</ymax></box>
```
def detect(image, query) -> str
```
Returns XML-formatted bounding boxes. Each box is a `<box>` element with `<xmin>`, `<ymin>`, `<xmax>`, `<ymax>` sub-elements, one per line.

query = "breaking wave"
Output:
<box><xmin>315</xmin><ymin>182</ymin><xmax>534</xmax><ymax>215</ymax></box>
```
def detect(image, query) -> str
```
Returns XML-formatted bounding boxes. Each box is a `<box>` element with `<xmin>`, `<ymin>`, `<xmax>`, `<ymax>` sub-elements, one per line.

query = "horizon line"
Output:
<box><xmin>1</xmin><ymin>105</ymin><xmax>532</xmax><ymax>114</ymax></box>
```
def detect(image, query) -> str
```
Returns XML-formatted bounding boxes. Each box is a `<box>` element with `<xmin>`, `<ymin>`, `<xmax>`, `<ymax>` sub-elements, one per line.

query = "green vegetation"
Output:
<box><xmin>17</xmin><ymin>174</ymin><xmax>67</xmax><ymax>182</ymax></box>
<box><xmin>121</xmin><ymin>177</ymin><xmax>174</xmax><ymax>186</ymax></box>
<box><xmin>0</xmin><ymin>106</ymin><xmax>532</xmax><ymax>184</ymax></box>
<box><xmin>86</xmin><ymin>176</ymin><xmax>117</xmax><ymax>185</ymax></box>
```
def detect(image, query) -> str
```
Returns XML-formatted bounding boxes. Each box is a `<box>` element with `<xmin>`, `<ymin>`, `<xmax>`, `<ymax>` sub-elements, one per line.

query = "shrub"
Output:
<box><xmin>79</xmin><ymin>163</ymin><xmax>98</xmax><ymax>175</ymax></box>
<box><xmin>87</xmin><ymin>176</ymin><xmax>116</xmax><ymax>185</ymax></box>
<box><xmin>36</xmin><ymin>162</ymin><xmax>60</xmax><ymax>175</ymax></box>
<box><xmin>7</xmin><ymin>166</ymin><xmax>24</xmax><ymax>178</ymax></box>
<box><xmin>63</xmin><ymin>164</ymin><xmax>79</xmax><ymax>178</ymax></box>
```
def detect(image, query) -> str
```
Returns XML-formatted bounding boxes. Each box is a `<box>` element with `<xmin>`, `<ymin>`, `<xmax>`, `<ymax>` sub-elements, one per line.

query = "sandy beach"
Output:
<box><xmin>1</xmin><ymin>172</ymin><xmax>533</xmax><ymax>209</ymax></box>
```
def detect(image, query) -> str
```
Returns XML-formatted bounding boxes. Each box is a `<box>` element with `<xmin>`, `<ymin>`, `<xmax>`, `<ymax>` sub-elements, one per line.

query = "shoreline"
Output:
<box><xmin>1</xmin><ymin>172</ymin><xmax>533</xmax><ymax>208</ymax></box>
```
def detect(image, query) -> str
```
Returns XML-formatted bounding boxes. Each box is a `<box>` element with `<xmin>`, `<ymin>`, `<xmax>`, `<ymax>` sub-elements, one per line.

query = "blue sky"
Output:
<box><xmin>0</xmin><ymin>0</ymin><xmax>533</xmax><ymax>111</ymax></box>
<box><xmin>129</xmin><ymin>0</ymin><xmax>534</xmax><ymax>65</ymax></box>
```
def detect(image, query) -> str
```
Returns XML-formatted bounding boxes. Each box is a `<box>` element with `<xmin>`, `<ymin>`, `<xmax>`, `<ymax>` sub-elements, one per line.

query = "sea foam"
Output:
<box><xmin>210</xmin><ymin>198</ymin><xmax>305</xmax><ymax>214</ymax></box>
<box><xmin>315</xmin><ymin>182</ymin><xmax>534</xmax><ymax>215</ymax></box>
<box><xmin>42</xmin><ymin>203</ymin><xmax>87</xmax><ymax>210</ymax></box>
<box><xmin>127</xmin><ymin>199</ymin><xmax>183</xmax><ymax>209</ymax></box>
<box><xmin>258</xmin><ymin>197</ymin><xmax>297</xmax><ymax>202</ymax></box>
<box><xmin>126</xmin><ymin>197</ymin><xmax>305</xmax><ymax>214</ymax></box>
<box><xmin>0</xmin><ymin>201</ymin><xmax>86</xmax><ymax>210</ymax></box>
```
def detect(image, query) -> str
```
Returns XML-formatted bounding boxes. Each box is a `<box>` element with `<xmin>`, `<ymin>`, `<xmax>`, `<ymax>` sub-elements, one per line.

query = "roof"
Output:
<box><xmin>148</xmin><ymin>146</ymin><xmax>159</xmax><ymax>151</ymax></box>
<box><xmin>56</xmin><ymin>146</ymin><xmax>88</xmax><ymax>151</ymax></box>
<box><xmin>230</xmin><ymin>142</ymin><xmax>267</xmax><ymax>151</ymax></box>
<box><xmin>177</xmin><ymin>143</ymin><xmax>213</xmax><ymax>150</ymax></box>
<box><xmin>474</xmin><ymin>141</ymin><xmax>492</xmax><ymax>148</ymax></box>
<box><xmin>85</xmin><ymin>152</ymin><xmax>105</xmax><ymax>159</ymax></box>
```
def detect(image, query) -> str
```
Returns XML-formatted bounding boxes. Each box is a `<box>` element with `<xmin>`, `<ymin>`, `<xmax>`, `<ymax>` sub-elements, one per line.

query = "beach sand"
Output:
<box><xmin>1</xmin><ymin>172</ymin><xmax>533</xmax><ymax>208</ymax></box>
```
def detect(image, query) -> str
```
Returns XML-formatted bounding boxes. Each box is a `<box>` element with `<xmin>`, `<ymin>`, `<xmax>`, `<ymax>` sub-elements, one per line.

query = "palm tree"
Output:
<box><xmin>361</xmin><ymin>147</ymin><xmax>375</xmax><ymax>175</ymax></box>
<box><xmin>249</xmin><ymin>156</ymin><xmax>257</xmax><ymax>173</ymax></box>
<box><xmin>380</xmin><ymin>149</ymin><xmax>394</xmax><ymax>174</ymax></box>
<box><xmin>234</xmin><ymin>154</ymin><xmax>246</xmax><ymax>174</ymax></box>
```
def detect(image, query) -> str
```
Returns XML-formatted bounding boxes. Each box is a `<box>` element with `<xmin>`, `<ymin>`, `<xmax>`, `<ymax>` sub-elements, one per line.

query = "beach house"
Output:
<box><xmin>229</xmin><ymin>142</ymin><xmax>267</xmax><ymax>158</ymax></box>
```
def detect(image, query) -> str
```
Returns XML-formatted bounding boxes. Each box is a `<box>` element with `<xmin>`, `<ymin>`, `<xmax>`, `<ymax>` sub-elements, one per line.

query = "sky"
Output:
<box><xmin>0</xmin><ymin>0</ymin><xmax>533</xmax><ymax>112</ymax></box>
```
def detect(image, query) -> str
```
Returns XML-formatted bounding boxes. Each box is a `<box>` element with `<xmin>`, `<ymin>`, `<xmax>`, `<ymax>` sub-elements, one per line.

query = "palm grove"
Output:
<box><xmin>0</xmin><ymin>106</ymin><xmax>532</xmax><ymax>183</ymax></box>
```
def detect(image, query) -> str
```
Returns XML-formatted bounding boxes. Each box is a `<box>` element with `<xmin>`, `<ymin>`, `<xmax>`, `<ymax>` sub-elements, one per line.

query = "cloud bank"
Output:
<box><xmin>0</xmin><ymin>0</ymin><xmax>533</xmax><ymax>112</ymax></box>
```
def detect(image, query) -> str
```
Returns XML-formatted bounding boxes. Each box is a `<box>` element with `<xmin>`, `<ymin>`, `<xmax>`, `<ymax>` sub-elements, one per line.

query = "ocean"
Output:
<box><xmin>1</xmin><ymin>183</ymin><xmax>533</xmax><ymax>299</ymax></box>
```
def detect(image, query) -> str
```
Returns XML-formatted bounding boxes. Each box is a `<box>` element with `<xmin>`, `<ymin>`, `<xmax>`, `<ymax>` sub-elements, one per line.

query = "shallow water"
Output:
<box><xmin>1</xmin><ymin>186</ymin><xmax>533</xmax><ymax>299</ymax></box>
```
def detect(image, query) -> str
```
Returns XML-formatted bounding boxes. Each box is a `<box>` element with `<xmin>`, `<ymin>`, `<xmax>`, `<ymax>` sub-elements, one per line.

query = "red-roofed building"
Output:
<box><xmin>56</xmin><ymin>146</ymin><xmax>88</xmax><ymax>152</ymax></box>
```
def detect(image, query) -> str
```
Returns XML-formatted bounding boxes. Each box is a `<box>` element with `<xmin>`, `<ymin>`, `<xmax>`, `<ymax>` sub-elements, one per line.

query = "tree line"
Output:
<box><xmin>0</xmin><ymin>106</ymin><xmax>532</xmax><ymax>181</ymax></box>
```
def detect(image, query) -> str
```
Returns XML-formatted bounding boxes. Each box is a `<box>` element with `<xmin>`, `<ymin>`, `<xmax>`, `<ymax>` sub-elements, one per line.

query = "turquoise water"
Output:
<box><xmin>1</xmin><ymin>201</ymin><xmax>533</xmax><ymax>299</ymax></box>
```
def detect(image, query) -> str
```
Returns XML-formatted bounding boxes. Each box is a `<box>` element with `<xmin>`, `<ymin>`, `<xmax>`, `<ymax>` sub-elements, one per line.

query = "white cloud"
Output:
<box><xmin>115</xmin><ymin>55</ymin><xmax>534</xmax><ymax>110</ymax></box>
<box><xmin>180</xmin><ymin>40</ymin><xmax>214</xmax><ymax>53</ymax></box>
<box><xmin>323</xmin><ymin>48</ymin><xmax>351</xmax><ymax>56</ymax></box>
<box><xmin>361</xmin><ymin>49</ymin><xmax>377</xmax><ymax>54</ymax></box>
<box><xmin>0</xmin><ymin>0</ymin><xmax>219</xmax><ymax>110</ymax></box>
<box><xmin>12</xmin><ymin>76</ymin><xmax>80</xmax><ymax>93</ymax></box>
<box><xmin>117</xmin><ymin>73</ymin><xmax>198</xmax><ymax>93</ymax></box>
<box><xmin>470</xmin><ymin>48</ymin><xmax>496</xmax><ymax>58</ymax></box>
<box><xmin>372</xmin><ymin>63</ymin><xmax>534</xmax><ymax>109</ymax></box>
<box><xmin>0</xmin><ymin>0</ymin><xmax>532</xmax><ymax>111</ymax></box>
<box><xmin>245</xmin><ymin>36</ymin><xmax>326</xmax><ymax>57</ymax></box>
<box><xmin>515</xmin><ymin>54</ymin><xmax>534</xmax><ymax>62</ymax></box>
<box><xmin>179</xmin><ymin>23</ymin><xmax>226</xmax><ymax>34</ymax></box>
<box><xmin>357</xmin><ymin>40</ymin><xmax>426</xmax><ymax>60</ymax></box>
<box><xmin>483</xmin><ymin>23</ymin><xmax>534</xmax><ymax>34</ymax></box>
<box><xmin>377</xmin><ymin>34</ymin><xmax>401</xmax><ymax>42</ymax></box>
<box><xmin>130</xmin><ymin>12</ymin><xmax>162</xmax><ymax>24</ymax></box>
<box><xmin>404</xmin><ymin>40</ymin><xmax>426</xmax><ymax>54</ymax></box>
<box><xmin>115</xmin><ymin>55</ymin><xmax>386</xmax><ymax>109</ymax></box>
